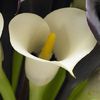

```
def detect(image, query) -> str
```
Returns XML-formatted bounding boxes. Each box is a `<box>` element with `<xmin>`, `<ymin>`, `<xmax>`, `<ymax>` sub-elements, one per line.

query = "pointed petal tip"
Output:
<box><xmin>69</xmin><ymin>69</ymin><xmax>76</xmax><ymax>78</ymax></box>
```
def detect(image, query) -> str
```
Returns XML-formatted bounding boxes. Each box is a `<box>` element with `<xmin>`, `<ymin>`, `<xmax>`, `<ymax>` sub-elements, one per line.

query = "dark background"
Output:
<box><xmin>0</xmin><ymin>0</ymin><xmax>100</xmax><ymax>100</ymax></box>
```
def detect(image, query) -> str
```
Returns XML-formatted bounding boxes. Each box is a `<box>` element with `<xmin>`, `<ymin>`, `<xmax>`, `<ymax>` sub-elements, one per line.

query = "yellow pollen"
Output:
<box><xmin>39</xmin><ymin>32</ymin><xmax>56</xmax><ymax>60</ymax></box>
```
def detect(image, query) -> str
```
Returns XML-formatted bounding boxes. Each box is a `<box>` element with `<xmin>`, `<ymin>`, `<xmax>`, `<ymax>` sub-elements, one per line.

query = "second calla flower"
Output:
<box><xmin>0</xmin><ymin>13</ymin><xmax>3</xmax><ymax>38</ymax></box>
<box><xmin>9</xmin><ymin>8</ymin><xmax>96</xmax><ymax>85</ymax></box>
<box><xmin>0</xmin><ymin>13</ymin><xmax>4</xmax><ymax>62</ymax></box>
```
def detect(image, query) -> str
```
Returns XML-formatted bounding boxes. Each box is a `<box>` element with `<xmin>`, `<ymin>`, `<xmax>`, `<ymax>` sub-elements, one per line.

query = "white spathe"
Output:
<box><xmin>0</xmin><ymin>13</ymin><xmax>4</xmax><ymax>38</ymax></box>
<box><xmin>9</xmin><ymin>8</ymin><xmax>97</xmax><ymax>86</ymax></box>
<box><xmin>0</xmin><ymin>13</ymin><xmax>4</xmax><ymax>62</ymax></box>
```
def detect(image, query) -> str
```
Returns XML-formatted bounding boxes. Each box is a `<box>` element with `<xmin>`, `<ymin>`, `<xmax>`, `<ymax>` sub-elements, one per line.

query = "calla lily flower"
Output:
<box><xmin>0</xmin><ymin>13</ymin><xmax>4</xmax><ymax>61</ymax></box>
<box><xmin>0</xmin><ymin>13</ymin><xmax>4</xmax><ymax>38</ymax></box>
<box><xmin>9</xmin><ymin>8</ymin><xmax>96</xmax><ymax>85</ymax></box>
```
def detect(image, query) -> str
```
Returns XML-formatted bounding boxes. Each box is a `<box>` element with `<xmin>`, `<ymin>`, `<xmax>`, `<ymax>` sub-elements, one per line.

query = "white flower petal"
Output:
<box><xmin>25</xmin><ymin>58</ymin><xmax>59</xmax><ymax>85</ymax></box>
<box><xmin>44</xmin><ymin>8</ymin><xmax>97</xmax><ymax>75</ymax></box>
<box><xmin>9</xmin><ymin>13</ymin><xmax>51</xmax><ymax>55</ymax></box>
<box><xmin>0</xmin><ymin>13</ymin><xmax>4</xmax><ymax>38</ymax></box>
<box><xmin>0</xmin><ymin>13</ymin><xmax>4</xmax><ymax>62</ymax></box>
<box><xmin>9</xmin><ymin>13</ymin><xmax>59</xmax><ymax>85</ymax></box>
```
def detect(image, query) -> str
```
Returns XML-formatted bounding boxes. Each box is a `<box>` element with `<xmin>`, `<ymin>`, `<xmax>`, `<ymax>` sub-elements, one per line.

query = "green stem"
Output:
<box><xmin>29</xmin><ymin>68</ymin><xmax>66</xmax><ymax>100</ymax></box>
<box><xmin>29</xmin><ymin>82</ymin><xmax>46</xmax><ymax>100</ymax></box>
<box><xmin>12</xmin><ymin>51</ymin><xmax>23</xmax><ymax>92</ymax></box>
<box><xmin>43</xmin><ymin>68</ymin><xmax>66</xmax><ymax>100</ymax></box>
<box><xmin>0</xmin><ymin>63</ymin><xmax>16</xmax><ymax>100</ymax></box>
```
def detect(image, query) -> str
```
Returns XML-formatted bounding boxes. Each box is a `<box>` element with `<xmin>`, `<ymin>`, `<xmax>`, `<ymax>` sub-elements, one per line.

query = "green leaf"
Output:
<box><xmin>68</xmin><ymin>80</ymin><xmax>88</xmax><ymax>100</ymax></box>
